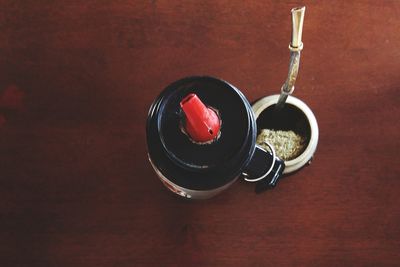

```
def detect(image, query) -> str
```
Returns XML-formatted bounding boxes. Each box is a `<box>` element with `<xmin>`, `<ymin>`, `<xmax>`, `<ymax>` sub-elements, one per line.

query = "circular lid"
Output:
<box><xmin>147</xmin><ymin>76</ymin><xmax>256</xmax><ymax>190</ymax></box>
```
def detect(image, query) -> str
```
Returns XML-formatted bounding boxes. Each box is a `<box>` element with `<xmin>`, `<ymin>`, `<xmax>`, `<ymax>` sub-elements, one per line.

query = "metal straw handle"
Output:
<box><xmin>276</xmin><ymin>6</ymin><xmax>305</xmax><ymax>110</ymax></box>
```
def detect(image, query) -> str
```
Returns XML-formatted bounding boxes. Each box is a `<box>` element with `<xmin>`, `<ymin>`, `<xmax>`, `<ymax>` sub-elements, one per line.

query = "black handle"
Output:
<box><xmin>243</xmin><ymin>145</ymin><xmax>285</xmax><ymax>193</ymax></box>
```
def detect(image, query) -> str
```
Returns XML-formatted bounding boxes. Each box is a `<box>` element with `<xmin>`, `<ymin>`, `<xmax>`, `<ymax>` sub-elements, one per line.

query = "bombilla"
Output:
<box><xmin>275</xmin><ymin>6</ymin><xmax>305</xmax><ymax>110</ymax></box>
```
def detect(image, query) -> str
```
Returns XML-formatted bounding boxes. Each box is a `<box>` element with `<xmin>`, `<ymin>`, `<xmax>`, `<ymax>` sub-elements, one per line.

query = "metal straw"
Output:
<box><xmin>275</xmin><ymin>6</ymin><xmax>306</xmax><ymax>111</ymax></box>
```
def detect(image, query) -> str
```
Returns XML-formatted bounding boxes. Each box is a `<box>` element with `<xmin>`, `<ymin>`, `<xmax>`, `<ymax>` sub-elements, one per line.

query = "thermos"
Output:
<box><xmin>146</xmin><ymin>76</ymin><xmax>285</xmax><ymax>199</ymax></box>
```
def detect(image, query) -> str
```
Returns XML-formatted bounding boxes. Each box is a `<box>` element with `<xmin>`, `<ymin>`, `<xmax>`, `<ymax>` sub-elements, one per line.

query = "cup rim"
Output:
<box><xmin>252</xmin><ymin>94</ymin><xmax>319</xmax><ymax>174</ymax></box>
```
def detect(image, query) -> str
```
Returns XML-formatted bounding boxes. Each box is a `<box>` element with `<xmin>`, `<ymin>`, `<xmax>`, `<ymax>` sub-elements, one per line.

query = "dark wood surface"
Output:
<box><xmin>0</xmin><ymin>1</ymin><xmax>399</xmax><ymax>266</ymax></box>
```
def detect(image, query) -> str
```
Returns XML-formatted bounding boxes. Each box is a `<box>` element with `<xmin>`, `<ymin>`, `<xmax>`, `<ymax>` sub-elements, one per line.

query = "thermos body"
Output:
<box><xmin>146</xmin><ymin>76</ymin><xmax>284</xmax><ymax>199</ymax></box>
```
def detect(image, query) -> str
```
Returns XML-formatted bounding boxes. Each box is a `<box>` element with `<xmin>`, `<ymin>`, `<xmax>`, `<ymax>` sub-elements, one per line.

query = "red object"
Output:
<box><xmin>180</xmin><ymin>93</ymin><xmax>221</xmax><ymax>143</ymax></box>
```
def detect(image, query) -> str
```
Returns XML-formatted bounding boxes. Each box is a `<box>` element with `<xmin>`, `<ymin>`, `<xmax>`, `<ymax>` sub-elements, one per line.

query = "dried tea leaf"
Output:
<box><xmin>256</xmin><ymin>129</ymin><xmax>306</xmax><ymax>161</ymax></box>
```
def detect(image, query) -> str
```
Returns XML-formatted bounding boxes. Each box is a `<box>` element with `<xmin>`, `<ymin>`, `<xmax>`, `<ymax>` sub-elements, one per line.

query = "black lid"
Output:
<box><xmin>147</xmin><ymin>76</ymin><xmax>256</xmax><ymax>190</ymax></box>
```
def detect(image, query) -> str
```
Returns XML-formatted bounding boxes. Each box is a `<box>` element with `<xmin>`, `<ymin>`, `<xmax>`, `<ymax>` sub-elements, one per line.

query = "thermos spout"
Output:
<box><xmin>180</xmin><ymin>93</ymin><xmax>221</xmax><ymax>143</ymax></box>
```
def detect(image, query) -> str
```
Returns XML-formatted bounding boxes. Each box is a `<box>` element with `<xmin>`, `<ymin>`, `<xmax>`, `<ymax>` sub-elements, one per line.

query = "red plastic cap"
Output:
<box><xmin>180</xmin><ymin>93</ymin><xmax>221</xmax><ymax>143</ymax></box>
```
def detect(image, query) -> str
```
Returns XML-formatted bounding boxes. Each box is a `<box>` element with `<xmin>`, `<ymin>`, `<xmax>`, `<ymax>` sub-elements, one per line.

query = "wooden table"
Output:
<box><xmin>0</xmin><ymin>1</ymin><xmax>399</xmax><ymax>266</ymax></box>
